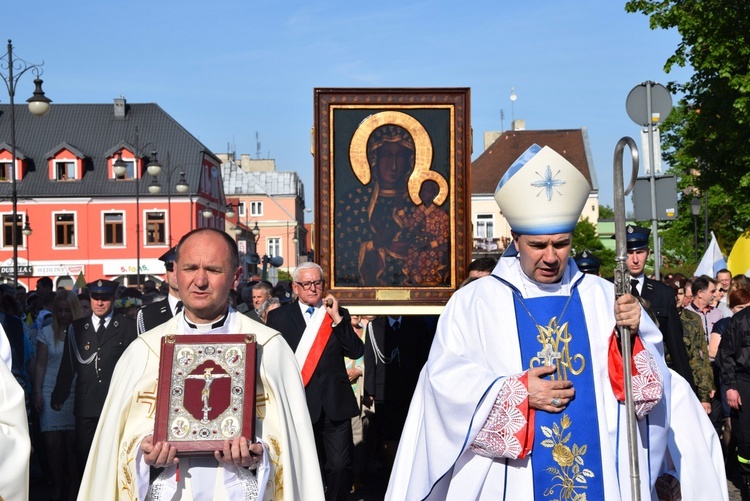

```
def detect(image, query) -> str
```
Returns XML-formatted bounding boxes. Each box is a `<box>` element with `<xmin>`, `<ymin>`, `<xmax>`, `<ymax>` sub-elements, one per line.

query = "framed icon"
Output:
<box><xmin>313</xmin><ymin>88</ymin><xmax>471</xmax><ymax>313</ymax></box>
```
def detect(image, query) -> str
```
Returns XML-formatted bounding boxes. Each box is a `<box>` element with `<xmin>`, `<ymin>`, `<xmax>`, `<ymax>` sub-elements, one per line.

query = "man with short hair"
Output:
<box><xmin>624</xmin><ymin>225</ymin><xmax>696</xmax><ymax>391</ymax></box>
<box><xmin>243</xmin><ymin>281</ymin><xmax>273</xmax><ymax>323</ymax></box>
<box><xmin>386</xmin><ymin>144</ymin><xmax>725</xmax><ymax>499</ymax></box>
<box><xmin>686</xmin><ymin>275</ymin><xmax>724</xmax><ymax>344</ymax></box>
<box><xmin>266</xmin><ymin>262</ymin><xmax>364</xmax><ymax>501</ymax></box>
<box><xmin>136</xmin><ymin>247</ymin><xmax>182</xmax><ymax>335</ymax></box>
<box><xmin>466</xmin><ymin>257</ymin><xmax>498</xmax><ymax>279</ymax></box>
<box><xmin>51</xmin><ymin>279</ymin><xmax>137</xmax><ymax>474</ymax></box>
<box><xmin>79</xmin><ymin>228</ymin><xmax>323</xmax><ymax>500</ymax></box>
<box><xmin>716</xmin><ymin>268</ymin><xmax>733</xmax><ymax>317</ymax></box>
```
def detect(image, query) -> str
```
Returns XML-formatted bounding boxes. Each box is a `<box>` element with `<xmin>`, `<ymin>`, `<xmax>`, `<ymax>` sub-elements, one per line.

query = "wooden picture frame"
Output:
<box><xmin>314</xmin><ymin>88</ymin><xmax>471</xmax><ymax>313</ymax></box>
<box><xmin>154</xmin><ymin>334</ymin><xmax>257</xmax><ymax>456</ymax></box>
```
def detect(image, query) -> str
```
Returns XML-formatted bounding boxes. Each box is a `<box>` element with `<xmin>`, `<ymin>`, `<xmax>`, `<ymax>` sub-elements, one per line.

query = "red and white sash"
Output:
<box><xmin>295</xmin><ymin>307</ymin><xmax>333</xmax><ymax>386</ymax></box>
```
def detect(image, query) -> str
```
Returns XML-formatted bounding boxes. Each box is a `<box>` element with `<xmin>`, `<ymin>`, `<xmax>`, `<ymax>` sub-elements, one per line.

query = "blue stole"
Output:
<box><xmin>508</xmin><ymin>280</ymin><xmax>605</xmax><ymax>500</ymax></box>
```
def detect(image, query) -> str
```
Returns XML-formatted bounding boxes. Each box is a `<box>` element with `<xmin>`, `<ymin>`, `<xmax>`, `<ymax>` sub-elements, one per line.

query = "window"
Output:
<box><xmin>267</xmin><ymin>237</ymin><xmax>281</xmax><ymax>257</ymax></box>
<box><xmin>2</xmin><ymin>214</ymin><xmax>23</xmax><ymax>248</ymax></box>
<box><xmin>55</xmin><ymin>161</ymin><xmax>76</xmax><ymax>181</ymax></box>
<box><xmin>0</xmin><ymin>162</ymin><xmax>11</xmax><ymax>181</ymax></box>
<box><xmin>238</xmin><ymin>201</ymin><xmax>246</xmax><ymax>217</ymax></box>
<box><xmin>104</xmin><ymin>212</ymin><xmax>124</xmax><ymax>246</ymax></box>
<box><xmin>250</xmin><ymin>201</ymin><xmax>263</xmax><ymax>216</ymax></box>
<box><xmin>476</xmin><ymin>214</ymin><xmax>494</xmax><ymax>239</ymax></box>
<box><xmin>114</xmin><ymin>159</ymin><xmax>136</xmax><ymax>180</ymax></box>
<box><xmin>146</xmin><ymin>211</ymin><xmax>166</xmax><ymax>245</ymax></box>
<box><xmin>54</xmin><ymin>213</ymin><xmax>76</xmax><ymax>246</ymax></box>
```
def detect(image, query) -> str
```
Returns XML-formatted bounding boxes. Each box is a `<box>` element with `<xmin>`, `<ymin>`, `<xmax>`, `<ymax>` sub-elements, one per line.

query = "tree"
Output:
<box><xmin>572</xmin><ymin>218</ymin><xmax>616</xmax><ymax>278</ymax></box>
<box><xmin>625</xmin><ymin>0</ymin><xmax>750</xmax><ymax>251</ymax></box>
<box><xmin>599</xmin><ymin>204</ymin><xmax>615</xmax><ymax>219</ymax></box>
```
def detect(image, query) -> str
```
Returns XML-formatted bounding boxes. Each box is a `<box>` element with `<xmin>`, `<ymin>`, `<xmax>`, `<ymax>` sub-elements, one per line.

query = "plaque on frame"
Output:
<box><xmin>154</xmin><ymin>334</ymin><xmax>257</xmax><ymax>456</ymax></box>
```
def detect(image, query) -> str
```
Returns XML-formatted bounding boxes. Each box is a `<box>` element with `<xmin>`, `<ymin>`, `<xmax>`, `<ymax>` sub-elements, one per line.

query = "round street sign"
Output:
<box><xmin>626</xmin><ymin>82</ymin><xmax>672</xmax><ymax>126</ymax></box>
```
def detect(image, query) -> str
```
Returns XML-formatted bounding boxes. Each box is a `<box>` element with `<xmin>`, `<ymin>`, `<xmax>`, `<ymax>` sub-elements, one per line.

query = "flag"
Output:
<box><xmin>694</xmin><ymin>231</ymin><xmax>727</xmax><ymax>277</ymax></box>
<box><xmin>73</xmin><ymin>271</ymin><xmax>87</xmax><ymax>293</ymax></box>
<box><xmin>728</xmin><ymin>229</ymin><xmax>750</xmax><ymax>277</ymax></box>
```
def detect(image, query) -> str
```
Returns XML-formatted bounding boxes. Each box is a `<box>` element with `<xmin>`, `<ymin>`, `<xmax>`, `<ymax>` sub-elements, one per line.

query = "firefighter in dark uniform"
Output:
<box><xmin>51</xmin><ymin>279</ymin><xmax>137</xmax><ymax>477</ymax></box>
<box><xmin>136</xmin><ymin>247</ymin><xmax>182</xmax><ymax>335</ymax></box>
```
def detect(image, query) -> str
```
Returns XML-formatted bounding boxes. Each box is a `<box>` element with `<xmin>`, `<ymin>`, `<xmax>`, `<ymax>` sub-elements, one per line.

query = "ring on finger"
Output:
<box><xmin>551</xmin><ymin>397</ymin><xmax>562</xmax><ymax>408</ymax></box>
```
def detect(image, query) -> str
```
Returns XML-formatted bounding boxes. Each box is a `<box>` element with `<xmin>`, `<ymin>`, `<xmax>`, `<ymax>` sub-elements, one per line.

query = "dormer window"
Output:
<box><xmin>0</xmin><ymin>162</ymin><xmax>11</xmax><ymax>181</ymax></box>
<box><xmin>45</xmin><ymin>143</ymin><xmax>85</xmax><ymax>182</ymax></box>
<box><xmin>55</xmin><ymin>160</ymin><xmax>76</xmax><ymax>181</ymax></box>
<box><xmin>112</xmin><ymin>151</ymin><xmax>137</xmax><ymax>180</ymax></box>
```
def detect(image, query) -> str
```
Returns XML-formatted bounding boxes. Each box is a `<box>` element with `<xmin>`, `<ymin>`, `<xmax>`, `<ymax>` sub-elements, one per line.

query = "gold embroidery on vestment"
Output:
<box><xmin>136</xmin><ymin>383</ymin><xmax>158</xmax><ymax>419</ymax></box>
<box><xmin>529</xmin><ymin>317</ymin><xmax>585</xmax><ymax>381</ymax></box>
<box><xmin>540</xmin><ymin>414</ymin><xmax>595</xmax><ymax>500</ymax></box>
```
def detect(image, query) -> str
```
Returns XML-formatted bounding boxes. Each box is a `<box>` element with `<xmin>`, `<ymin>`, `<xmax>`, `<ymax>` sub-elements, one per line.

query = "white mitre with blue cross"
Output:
<box><xmin>494</xmin><ymin>144</ymin><xmax>591</xmax><ymax>235</ymax></box>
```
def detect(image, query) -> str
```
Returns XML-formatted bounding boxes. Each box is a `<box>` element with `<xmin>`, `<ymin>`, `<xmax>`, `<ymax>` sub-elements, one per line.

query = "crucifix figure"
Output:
<box><xmin>186</xmin><ymin>367</ymin><xmax>231</xmax><ymax>423</ymax></box>
<box><xmin>537</xmin><ymin>343</ymin><xmax>561</xmax><ymax>367</ymax></box>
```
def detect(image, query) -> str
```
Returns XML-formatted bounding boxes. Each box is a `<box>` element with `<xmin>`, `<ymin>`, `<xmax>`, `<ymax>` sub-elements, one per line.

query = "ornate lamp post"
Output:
<box><xmin>113</xmin><ymin>129</ymin><xmax>161</xmax><ymax>289</ymax></box>
<box><xmin>145</xmin><ymin>154</ymin><xmax>189</xmax><ymax>246</ymax></box>
<box><xmin>0</xmin><ymin>40</ymin><xmax>51</xmax><ymax>286</ymax></box>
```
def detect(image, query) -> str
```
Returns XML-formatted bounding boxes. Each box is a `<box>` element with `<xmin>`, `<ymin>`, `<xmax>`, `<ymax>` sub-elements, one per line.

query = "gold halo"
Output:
<box><xmin>348</xmin><ymin>111</ymin><xmax>447</xmax><ymax>205</ymax></box>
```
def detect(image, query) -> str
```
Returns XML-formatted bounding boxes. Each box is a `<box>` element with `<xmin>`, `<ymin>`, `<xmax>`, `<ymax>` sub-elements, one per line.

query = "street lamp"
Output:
<box><xmin>146</xmin><ymin>154</ymin><xmax>190</xmax><ymax>246</ymax></box>
<box><xmin>690</xmin><ymin>197</ymin><xmax>702</xmax><ymax>263</ymax></box>
<box><xmin>0</xmin><ymin>40</ymin><xmax>51</xmax><ymax>286</ymax></box>
<box><xmin>113</xmin><ymin>130</ymin><xmax>161</xmax><ymax>289</ymax></box>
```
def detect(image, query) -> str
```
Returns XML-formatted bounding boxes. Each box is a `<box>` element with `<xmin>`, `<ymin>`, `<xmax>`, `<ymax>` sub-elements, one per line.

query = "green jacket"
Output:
<box><xmin>680</xmin><ymin>308</ymin><xmax>715</xmax><ymax>402</ymax></box>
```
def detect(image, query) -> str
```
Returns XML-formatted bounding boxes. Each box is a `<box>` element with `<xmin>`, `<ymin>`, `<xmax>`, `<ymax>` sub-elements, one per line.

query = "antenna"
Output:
<box><xmin>256</xmin><ymin>132</ymin><xmax>261</xmax><ymax>159</ymax></box>
<box><xmin>500</xmin><ymin>109</ymin><xmax>505</xmax><ymax>132</ymax></box>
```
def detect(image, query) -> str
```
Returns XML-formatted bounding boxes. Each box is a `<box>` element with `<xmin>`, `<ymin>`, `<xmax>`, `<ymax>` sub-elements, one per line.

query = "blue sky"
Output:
<box><xmin>5</xmin><ymin>0</ymin><xmax>689</xmax><ymax>220</ymax></box>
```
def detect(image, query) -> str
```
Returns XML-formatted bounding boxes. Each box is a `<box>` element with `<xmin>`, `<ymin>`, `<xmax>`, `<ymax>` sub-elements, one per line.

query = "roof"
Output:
<box><xmin>471</xmin><ymin>128</ymin><xmax>599</xmax><ymax>195</ymax></box>
<box><xmin>0</xmin><ymin>102</ymin><xmax>219</xmax><ymax>199</ymax></box>
<box><xmin>222</xmin><ymin>163</ymin><xmax>304</xmax><ymax>199</ymax></box>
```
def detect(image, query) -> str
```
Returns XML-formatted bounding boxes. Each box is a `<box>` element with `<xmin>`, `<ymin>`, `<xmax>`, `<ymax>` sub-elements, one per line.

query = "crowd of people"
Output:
<box><xmin>0</xmin><ymin>143</ymin><xmax>744</xmax><ymax>501</ymax></box>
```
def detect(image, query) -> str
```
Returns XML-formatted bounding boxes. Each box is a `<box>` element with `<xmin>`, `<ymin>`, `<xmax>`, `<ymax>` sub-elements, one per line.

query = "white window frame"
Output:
<box><xmin>145</xmin><ymin>210</ymin><xmax>167</xmax><ymax>246</ymax></box>
<box><xmin>476</xmin><ymin>214</ymin><xmax>494</xmax><ymax>239</ymax></box>
<box><xmin>102</xmin><ymin>211</ymin><xmax>125</xmax><ymax>247</ymax></box>
<box><xmin>1</xmin><ymin>212</ymin><xmax>27</xmax><ymax>248</ymax></box>
<box><xmin>267</xmin><ymin>237</ymin><xmax>281</xmax><ymax>257</ymax></box>
<box><xmin>54</xmin><ymin>159</ymin><xmax>77</xmax><ymax>181</ymax></box>
<box><xmin>250</xmin><ymin>201</ymin><xmax>263</xmax><ymax>217</ymax></box>
<box><xmin>52</xmin><ymin>211</ymin><xmax>77</xmax><ymax>248</ymax></box>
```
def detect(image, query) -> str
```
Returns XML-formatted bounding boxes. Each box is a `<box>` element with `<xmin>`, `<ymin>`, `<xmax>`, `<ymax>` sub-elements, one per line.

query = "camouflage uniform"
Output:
<box><xmin>680</xmin><ymin>308</ymin><xmax>715</xmax><ymax>402</ymax></box>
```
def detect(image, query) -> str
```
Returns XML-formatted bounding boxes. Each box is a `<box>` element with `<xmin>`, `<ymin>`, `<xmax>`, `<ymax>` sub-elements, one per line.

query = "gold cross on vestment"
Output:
<box><xmin>137</xmin><ymin>384</ymin><xmax>158</xmax><ymax>419</ymax></box>
<box><xmin>537</xmin><ymin>343</ymin><xmax>561</xmax><ymax>366</ymax></box>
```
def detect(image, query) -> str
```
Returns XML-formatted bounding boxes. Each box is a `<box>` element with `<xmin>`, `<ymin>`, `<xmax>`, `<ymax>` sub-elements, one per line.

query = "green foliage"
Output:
<box><xmin>572</xmin><ymin>218</ymin><xmax>616</xmax><ymax>278</ymax></box>
<box><xmin>599</xmin><ymin>204</ymin><xmax>615</xmax><ymax>219</ymax></box>
<box><xmin>625</xmin><ymin>0</ymin><xmax>750</xmax><ymax>259</ymax></box>
<box><xmin>277</xmin><ymin>270</ymin><xmax>292</xmax><ymax>283</ymax></box>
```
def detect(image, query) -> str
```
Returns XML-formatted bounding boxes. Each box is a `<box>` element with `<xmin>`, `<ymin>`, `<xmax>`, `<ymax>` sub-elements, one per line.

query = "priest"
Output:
<box><xmin>79</xmin><ymin>228</ymin><xmax>324</xmax><ymax>500</ymax></box>
<box><xmin>386</xmin><ymin>145</ymin><xmax>727</xmax><ymax>500</ymax></box>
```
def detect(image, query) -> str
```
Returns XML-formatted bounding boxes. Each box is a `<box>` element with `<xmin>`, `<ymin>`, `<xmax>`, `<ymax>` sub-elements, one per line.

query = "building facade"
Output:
<box><xmin>0</xmin><ymin>98</ymin><xmax>228</xmax><ymax>290</ymax></box>
<box><xmin>219</xmin><ymin>153</ymin><xmax>307</xmax><ymax>281</ymax></box>
<box><xmin>471</xmin><ymin>127</ymin><xmax>600</xmax><ymax>257</ymax></box>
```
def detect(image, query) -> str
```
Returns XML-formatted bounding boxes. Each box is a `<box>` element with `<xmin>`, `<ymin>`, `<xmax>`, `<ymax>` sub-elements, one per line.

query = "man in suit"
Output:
<box><xmin>266</xmin><ymin>262</ymin><xmax>364</xmax><ymax>501</ymax></box>
<box><xmin>51</xmin><ymin>279</ymin><xmax>137</xmax><ymax>476</ymax></box>
<box><xmin>136</xmin><ymin>247</ymin><xmax>182</xmax><ymax>335</ymax></box>
<box><xmin>625</xmin><ymin>225</ymin><xmax>696</xmax><ymax>392</ymax></box>
<box><xmin>363</xmin><ymin>315</ymin><xmax>434</xmax><ymax>468</ymax></box>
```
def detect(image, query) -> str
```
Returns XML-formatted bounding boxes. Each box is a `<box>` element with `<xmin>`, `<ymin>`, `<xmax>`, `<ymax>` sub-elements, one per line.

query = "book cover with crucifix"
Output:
<box><xmin>154</xmin><ymin>334</ymin><xmax>257</xmax><ymax>456</ymax></box>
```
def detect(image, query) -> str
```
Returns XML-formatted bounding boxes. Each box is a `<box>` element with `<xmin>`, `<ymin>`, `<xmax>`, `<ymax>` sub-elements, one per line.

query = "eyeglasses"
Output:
<box><xmin>718</xmin><ymin>288</ymin><xmax>727</xmax><ymax>293</ymax></box>
<box><xmin>295</xmin><ymin>280</ymin><xmax>324</xmax><ymax>291</ymax></box>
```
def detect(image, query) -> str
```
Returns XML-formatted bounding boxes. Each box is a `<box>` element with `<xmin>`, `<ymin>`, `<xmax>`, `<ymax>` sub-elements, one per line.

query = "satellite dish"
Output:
<box><xmin>626</xmin><ymin>82</ymin><xmax>672</xmax><ymax>126</ymax></box>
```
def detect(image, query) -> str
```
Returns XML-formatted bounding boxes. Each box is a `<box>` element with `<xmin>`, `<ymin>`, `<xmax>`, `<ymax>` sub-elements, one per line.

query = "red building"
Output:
<box><xmin>0</xmin><ymin>98</ymin><xmax>230</xmax><ymax>290</ymax></box>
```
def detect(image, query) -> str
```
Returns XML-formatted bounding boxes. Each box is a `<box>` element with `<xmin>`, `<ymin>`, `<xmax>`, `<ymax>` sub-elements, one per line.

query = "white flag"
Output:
<box><xmin>694</xmin><ymin>231</ymin><xmax>727</xmax><ymax>277</ymax></box>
